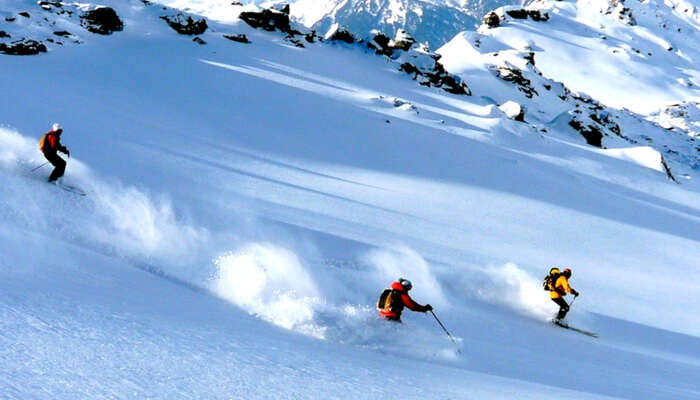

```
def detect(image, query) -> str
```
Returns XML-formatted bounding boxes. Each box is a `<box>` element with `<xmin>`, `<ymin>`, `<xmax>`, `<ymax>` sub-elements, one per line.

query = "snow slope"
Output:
<box><xmin>1</xmin><ymin>0</ymin><xmax>700</xmax><ymax>398</ymax></box>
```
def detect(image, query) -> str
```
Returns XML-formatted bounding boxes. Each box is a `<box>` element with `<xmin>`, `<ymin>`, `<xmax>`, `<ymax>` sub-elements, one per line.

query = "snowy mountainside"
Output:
<box><xmin>1</xmin><ymin>0</ymin><xmax>700</xmax><ymax>398</ymax></box>
<box><xmin>285</xmin><ymin>0</ymin><xmax>487</xmax><ymax>49</ymax></box>
<box><xmin>435</xmin><ymin>0</ymin><xmax>700</xmax><ymax>175</ymax></box>
<box><xmin>470</xmin><ymin>0</ymin><xmax>699</xmax><ymax>114</ymax></box>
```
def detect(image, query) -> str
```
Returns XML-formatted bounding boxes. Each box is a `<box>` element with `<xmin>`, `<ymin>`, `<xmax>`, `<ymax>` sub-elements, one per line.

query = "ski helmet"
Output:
<box><xmin>52</xmin><ymin>123</ymin><xmax>62</xmax><ymax>132</ymax></box>
<box><xmin>563</xmin><ymin>268</ymin><xmax>572</xmax><ymax>278</ymax></box>
<box><xmin>398</xmin><ymin>278</ymin><xmax>412</xmax><ymax>290</ymax></box>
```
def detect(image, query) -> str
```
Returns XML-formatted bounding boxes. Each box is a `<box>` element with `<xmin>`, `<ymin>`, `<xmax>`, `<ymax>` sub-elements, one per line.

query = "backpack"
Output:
<box><xmin>543</xmin><ymin>268</ymin><xmax>561</xmax><ymax>292</ymax></box>
<box><xmin>376</xmin><ymin>288</ymin><xmax>404</xmax><ymax>313</ymax></box>
<box><xmin>38</xmin><ymin>133</ymin><xmax>48</xmax><ymax>152</ymax></box>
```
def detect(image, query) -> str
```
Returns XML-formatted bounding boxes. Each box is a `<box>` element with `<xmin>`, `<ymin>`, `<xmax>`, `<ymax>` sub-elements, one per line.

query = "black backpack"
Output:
<box><xmin>377</xmin><ymin>288</ymin><xmax>404</xmax><ymax>313</ymax></box>
<box><xmin>543</xmin><ymin>268</ymin><xmax>561</xmax><ymax>292</ymax></box>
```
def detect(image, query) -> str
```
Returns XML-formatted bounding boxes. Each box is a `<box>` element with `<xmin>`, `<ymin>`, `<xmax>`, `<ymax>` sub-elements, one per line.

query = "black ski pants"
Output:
<box><xmin>552</xmin><ymin>297</ymin><xmax>570</xmax><ymax>319</ymax></box>
<box><xmin>44</xmin><ymin>152</ymin><xmax>66</xmax><ymax>182</ymax></box>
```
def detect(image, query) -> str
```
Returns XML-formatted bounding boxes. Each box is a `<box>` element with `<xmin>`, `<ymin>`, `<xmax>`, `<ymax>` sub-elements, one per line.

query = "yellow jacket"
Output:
<box><xmin>550</xmin><ymin>275</ymin><xmax>574</xmax><ymax>299</ymax></box>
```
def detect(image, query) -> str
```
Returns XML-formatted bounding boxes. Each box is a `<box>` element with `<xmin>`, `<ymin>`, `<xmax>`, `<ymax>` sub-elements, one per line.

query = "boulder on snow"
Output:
<box><xmin>499</xmin><ymin>101</ymin><xmax>525</xmax><ymax>122</ymax></box>
<box><xmin>325</xmin><ymin>24</ymin><xmax>355</xmax><ymax>43</ymax></box>
<box><xmin>223</xmin><ymin>34</ymin><xmax>250</xmax><ymax>44</ymax></box>
<box><xmin>483</xmin><ymin>12</ymin><xmax>500</xmax><ymax>28</ymax></box>
<box><xmin>367</xmin><ymin>31</ymin><xmax>392</xmax><ymax>55</ymax></box>
<box><xmin>398</xmin><ymin>47</ymin><xmax>471</xmax><ymax>95</ymax></box>
<box><xmin>192</xmin><ymin>36</ymin><xmax>206</xmax><ymax>45</ymax></box>
<box><xmin>390</xmin><ymin>29</ymin><xmax>415</xmax><ymax>51</ymax></box>
<box><xmin>568</xmin><ymin>119</ymin><xmax>603</xmax><ymax>147</ymax></box>
<box><xmin>505</xmin><ymin>9</ymin><xmax>550</xmax><ymax>22</ymax></box>
<box><xmin>160</xmin><ymin>14</ymin><xmax>208</xmax><ymax>35</ymax></box>
<box><xmin>80</xmin><ymin>8</ymin><xmax>123</xmax><ymax>35</ymax></box>
<box><xmin>496</xmin><ymin>66</ymin><xmax>538</xmax><ymax>98</ymax></box>
<box><xmin>0</xmin><ymin>39</ymin><xmax>47</xmax><ymax>55</ymax></box>
<box><xmin>80</xmin><ymin>7</ymin><xmax>124</xmax><ymax>35</ymax></box>
<box><xmin>239</xmin><ymin>9</ymin><xmax>296</xmax><ymax>35</ymax></box>
<box><xmin>0</xmin><ymin>31</ymin><xmax>10</xmax><ymax>39</ymax></box>
<box><xmin>18</xmin><ymin>12</ymin><xmax>30</xmax><ymax>18</ymax></box>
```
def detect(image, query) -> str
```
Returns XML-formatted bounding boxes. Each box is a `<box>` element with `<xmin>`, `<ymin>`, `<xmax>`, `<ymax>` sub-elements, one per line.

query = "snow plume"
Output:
<box><xmin>362</xmin><ymin>246</ymin><xmax>447</xmax><ymax>309</ymax></box>
<box><xmin>468</xmin><ymin>263</ymin><xmax>556</xmax><ymax>321</ymax></box>
<box><xmin>212</xmin><ymin>243</ymin><xmax>326</xmax><ymax>338</ymax></box>
<box><xmin>0</xmin><ymin>127</ymin><xmax>208</xmax><ymax>276</ymax></box>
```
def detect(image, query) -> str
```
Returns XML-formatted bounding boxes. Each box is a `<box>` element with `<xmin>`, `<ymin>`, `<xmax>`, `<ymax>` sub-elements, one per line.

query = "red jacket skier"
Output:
<box><xmin>377</xmin><ymin>278</ymin><xmax>432</xmax><ymax>321</ymax></box>
<box><xmin>38</xmin><ymin>123</ymin><xmax>70</xmax><ymax>182</ymax></box>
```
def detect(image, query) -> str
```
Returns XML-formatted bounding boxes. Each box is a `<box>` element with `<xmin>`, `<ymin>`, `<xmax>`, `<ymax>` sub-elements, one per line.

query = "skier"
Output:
<box><xmin>548</xmin><ymin>268</ymin><xmax>579</xmax><ymax>324</ymax></box>
<box><xmin>39</xmin><ymin>123</ymin><xmax>70</xmax><ymax>183</ymax></box>
<box><xmin>377</xmin><ymin>278</ymin><xmax>432</xmax><ymax>322</ymax></box>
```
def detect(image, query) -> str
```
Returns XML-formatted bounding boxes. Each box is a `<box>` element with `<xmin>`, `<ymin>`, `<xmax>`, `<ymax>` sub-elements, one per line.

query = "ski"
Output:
<box><xmin>553</xmin><ymin>321</ymin><xmax>599</xmax><ymax>338</ymax></box>
<box><xmin>56</xmin><ymin>182</ymin><xmax>87</xmax><ymax>196</ymax></box>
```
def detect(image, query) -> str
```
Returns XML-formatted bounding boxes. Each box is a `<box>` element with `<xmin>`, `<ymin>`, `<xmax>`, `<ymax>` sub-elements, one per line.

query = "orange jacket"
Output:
<box><xmin>550</xmin><ymin>275</ymin><xmax>575</xmax><ymax>299</ymax></box>
<box><xmin>379</xmin><ymin>281</ymin><xmax>429</xmax><ymax>319</ymax></box>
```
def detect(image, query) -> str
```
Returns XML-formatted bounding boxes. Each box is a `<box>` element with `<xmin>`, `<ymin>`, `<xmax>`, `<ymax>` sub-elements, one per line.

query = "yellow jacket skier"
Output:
<box><xmin>547</xmin><ymin>268</ymin><xmax>579</xmax><ymax>322</ymax></box>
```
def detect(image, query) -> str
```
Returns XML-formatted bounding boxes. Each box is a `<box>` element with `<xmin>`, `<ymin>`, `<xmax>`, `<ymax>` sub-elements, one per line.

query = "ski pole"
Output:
<box><xmin>430</xmin><ymin>310</ymin><xmax>461</xmax><ymax>354</ymax></box>
<box><xmin>30</xmin><ymin>162</ymin><xmax>49</xmax><ymax>173</ymax></box>
<box><xmin>569</xmin><ymin>295</ymin><xmax>578</xmax><ymax>308</ymax></box>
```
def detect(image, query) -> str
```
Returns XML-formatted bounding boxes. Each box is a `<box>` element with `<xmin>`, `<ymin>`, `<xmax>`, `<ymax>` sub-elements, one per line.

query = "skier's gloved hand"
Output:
<box><xmin>572</xmin><ymin>290</ymin><xmax>579</xmax><ymax>297</ymax></box>
<box><xmin>424</xmin><ymin>304</ymin><xmax>433</xmax><ymax>312</ymax></box>
<box><xmin>65</xmin><ymin>150</ymin><xmax>70</xmax><ymax>158</ymax></box>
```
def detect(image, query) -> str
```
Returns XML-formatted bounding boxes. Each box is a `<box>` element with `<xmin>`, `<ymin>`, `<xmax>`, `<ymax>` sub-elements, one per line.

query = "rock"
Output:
<box><xmin>304</xmin><ymin>31</ymin><xmax>319</xmax><ymax>43</ymax></box>
<box><xmin>505</xmin><ymin>9</ymin><xmax>549</xmax><ymax>22</ymax></box>
<box><xmin>81</xmin><ymin>7</ymin><xmax>124</xmax><ymax>35</ymax></box>
<box><xmin>192</xmin><ymin>36</ymin><xmax>206</xmax><ymax>45</ymax></box>
<box><xmin>160</xmin><ymin>14</ymin><xmax>208</xmax><ymax>35</ymax></box>
<box><xmin>367</xmin><ymin>31</ymin><xmax>392</xmax><ymax>56</ymax></box>
<box><xmin>223</xmin><ymin>34</ymin><xmax>250</xmax><ymax>44</ymax></box>
<box><xmin>0</xmin><ymin>39</ymin><xmax>47</xmax><ymax>55</ymax></box>
<box><xmin>239</xmin><ymin>9</ymin><xmax>295</xmax><ymax>34</ymax></box>
<box><xmin>5</xmin><ymin>17</ymin><xmax>16</xmax><ymax>22</ymax></box>
<box><xmin>19</xmin><ymin>12</ymin><xmax>30</xmax><ymax>18</ymax></box>
<box><xmin>499</xmin><ymin>101</ymin><xmax>525</xmax><ymax>122</ymax></box>
<box><xmin>53</xmin><ymin>31</ymin><xmax>72</xmax><ymax>37</ymax></box>
<box><xmin>496</xmin><ymin>66</ymin><xmax>538</xmax><ymax>98</ymax></box>
<box><xmin>325</xmin><ymin>24</ymin><xmax>355</xmax><ymax>43</ymax></box>
<box><xmin>0</xmin><ymin>31</ymin><xmax>10</xmax><ymax>39</ymax></box>
<box><xmin>390</xmin><ymin>29</ymin><xmax>415</xmax><ymax>51</ymax></box>
<box><xmin>483</xmin><ymin>12</ymin><xmax>500</xmax><ymax>28</ymax></box>
<box><xmin>568</xmin><ymin>119</ymin><xmax>603</xmax><ymax>147</ymax></box>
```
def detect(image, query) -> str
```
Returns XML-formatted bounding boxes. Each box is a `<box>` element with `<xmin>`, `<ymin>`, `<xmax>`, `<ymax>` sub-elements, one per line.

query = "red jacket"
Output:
<box><xmin>40</xmin><ymin>131</ymin><xmax>68</xmax><ymax>155</ymax></box>
<box><xmin>379</xmin><ymin>281</ymin><xmax>429</xmax><ymax>319</ymax></box>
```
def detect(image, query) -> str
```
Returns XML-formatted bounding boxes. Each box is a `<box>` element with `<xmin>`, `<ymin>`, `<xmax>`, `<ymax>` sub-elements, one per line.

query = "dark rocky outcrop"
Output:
<box><xmin>0</xmin><ymin>39</ymin><xmax>47</xmax><ymax>55</ymax></box>
<box><xmin>192</xmin><ymin>36</ymin><xmax>206</xmax><ymax>45</ymax></box>
<box><xmin>53</xmin><ymin>31</ymin><xmax>72</xmax><ymax>37</ymax></box>
<box><xmin>497</xmin><ymin>66</ymin><xmax>538</xmax><ymax>98</ymax></box>
<box><xmin>483</xmin><ymin>12</ymin><xmax>500</xmax><ymax>28</ymax></box>
<box><xmin>19</xmin><ymin>12</ymin><xmax>30</xmax><ymax>18</ymax></box>
<box><xmin>0</xmin><ymin>31</ymin><xmax>10</xmax><ymax>39</ymax></box>
<box><xmin>160</xmin><ymin>14</ymin><xmax>208</xmax><ymax>35</ymax></box>
<box><xmin>367</xmin><ymin>32</ymin><xmax>392</xmax><ymax>55</ymax></box>
<box><xmin>505</xmin><ymin>9</ymin><xmax>550</xmax><ymax>22</ymax></box>
<box><xmin>327</xmin><ymin>27</ymin><xmax>355</xmax><ymax>44</ymax></box>
<box><xmin>391</xmin><ymin>29</ymin><xmax>415</xmax><ymax>51</ymax></box>
<box><xmin>223</xmin><ymin>34</ymin><xmax>250</xmax><ymax>44</ymax></box>
<box><xmin>568</xmin><ymin>119</ymin><xmax>603</xmax><ymax>147</ymax></box>
<box><xmin>80</xmin><ymin>7</ymin><xmax>124</xmax><ymax>35</ymax></box>
<box><xmin>239</xmin><ymin>9</ymin><xmax>297</xmax><ymax>35</ymax></box>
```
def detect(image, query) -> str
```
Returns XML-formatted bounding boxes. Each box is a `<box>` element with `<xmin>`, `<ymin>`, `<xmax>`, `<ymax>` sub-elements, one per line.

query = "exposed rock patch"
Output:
<box><xmin>81</xmin><ymin>7</ymin><xmax>124</xmax><ymax>35</ymax></box>
<box><xmin>160</xmin><ymin>14</ymin><xmax>208</xmax><ymax>35</ymax></box>
<box><xmin>0</xmin><ymin>39</ymin><xmax>47</xmax><ymax>55</ymax></box>
<box><xmin>223</xmin><ymin>34</ymin><xmax>250</xmax><ymax>44</ymax></box>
